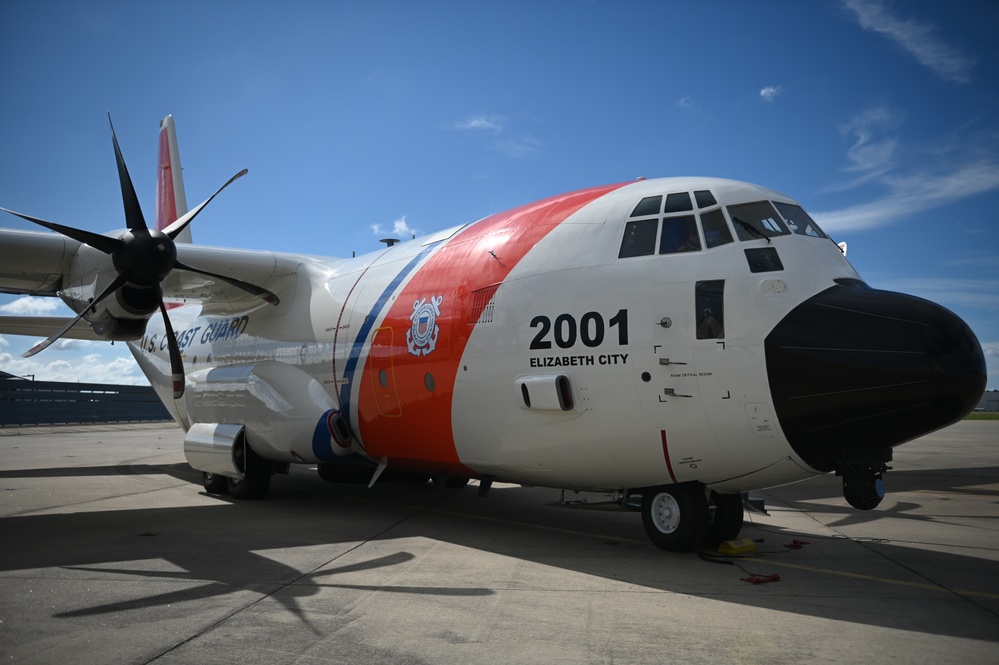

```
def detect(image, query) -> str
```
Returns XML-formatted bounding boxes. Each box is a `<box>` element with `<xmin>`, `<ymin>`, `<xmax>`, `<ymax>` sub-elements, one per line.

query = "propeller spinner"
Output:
<box><xmin>0</xmin><ymin>115</ymin><xmax>279</xmax><ymax>399</ymax></box>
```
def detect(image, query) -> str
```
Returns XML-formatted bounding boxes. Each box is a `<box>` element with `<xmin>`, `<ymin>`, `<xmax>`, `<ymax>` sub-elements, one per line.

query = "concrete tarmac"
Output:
<box><xmin>1</xmin><ymin>420</ymin><xmax>997</xmax><ymax>664</ymax></box>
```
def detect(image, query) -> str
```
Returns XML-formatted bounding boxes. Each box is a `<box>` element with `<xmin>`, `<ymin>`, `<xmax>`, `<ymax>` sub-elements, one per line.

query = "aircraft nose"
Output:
<box><xmin>765</xmin><ymin>281</ymin><xmax>986</xmax><ymax>472</ymax></box>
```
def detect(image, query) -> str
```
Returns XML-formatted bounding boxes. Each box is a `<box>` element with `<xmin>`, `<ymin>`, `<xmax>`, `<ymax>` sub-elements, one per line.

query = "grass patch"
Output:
<box><xmin>966</xmin><ymin>412</ymin><xmax>999</xmax><ymax>421</ymax></box>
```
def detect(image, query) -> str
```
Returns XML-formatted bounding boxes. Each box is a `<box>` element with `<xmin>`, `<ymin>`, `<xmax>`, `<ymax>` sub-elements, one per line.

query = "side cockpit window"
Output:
<box><xmin>618</xmin><ymin>219</ymin><xmax>659</xmax><ymax>258</ymax></box>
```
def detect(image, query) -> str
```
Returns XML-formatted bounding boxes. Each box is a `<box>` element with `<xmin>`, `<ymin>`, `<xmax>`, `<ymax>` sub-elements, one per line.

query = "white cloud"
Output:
<box><xmin>873</xmin><ymin>277</ymin><xmax>999</xmax><ymax>312</ymax></box>
<box><xmin>370</xmin><ymin>215</ymin><xmax>419</xmax><ymax>239</ymax></box>
<box><xmin>0</xmin><ymin>335</ymin><xmax>9</xmax><ymax>348</ymax></box>
<box><xmin>842</xmin><ymin>0</ymin><xmax>976</xmax><ymax>83</ymax></box>
<box><xmin>979</xmin><ymin>341</ymin><xmax>999</xmax><ymax>391</ymax></box>
<box><xmin>0</xmin><ymin>296</ymin><xmax>62</xmax><ymax>315</ymax></box>
<box><xmin>451</xmin><ymin>114</ymin><xmax>541</xmax><ymax>159</ymax></box>
<box><xmin>759</xmin><ymin>86</ymin><xmax>782</xmax><ymax>102</ymax></box>
<box><xmin>52</xmin><ymin>338</ymin><xmax>98</xmax><ymax>351</ymax></box>
<box><xmin>676</xmin><ymin>96</ymin><xmax>694</xmax><ymax>110</ymax></box>
<box><xmin>831</xmin><ymin>105</ymin><xmax>906</xmax><ymax>186</ymax></box>
<box><xmin>453</xmin><ymin>115</ymin><xmax>505</xmax><ymax>132</ymax></box>
<box><xmin>0</xmin><ymin>348</ymin><xmax>145</xmax><ymax>385</ymax></box>
<box><xmin>814</xmin><ymin>102</ymin><xmax>999</xmax><ymax>233</ymax></box>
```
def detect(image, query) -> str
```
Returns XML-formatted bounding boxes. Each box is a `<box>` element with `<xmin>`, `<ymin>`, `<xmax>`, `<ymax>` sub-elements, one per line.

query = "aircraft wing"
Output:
<box><xmin>0</xmin><ymin>227</ymin><xmax>326</xmax><ymax>331</ymax></box>
<box><xmin>0</xmin><ymin>228</ymin><xmax>78</xmax><ymax>297</ymax></box>
<box><xmin>0</xmin><ymin>316</ymin><xmax>102</xmax><ymax>340</ymax></box>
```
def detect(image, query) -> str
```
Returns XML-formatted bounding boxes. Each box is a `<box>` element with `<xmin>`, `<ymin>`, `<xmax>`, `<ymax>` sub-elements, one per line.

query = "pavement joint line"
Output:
<box><xmin>762</xmin><ymin>559</ymin><xmax>999</xmax><ymax>601</ymax></box>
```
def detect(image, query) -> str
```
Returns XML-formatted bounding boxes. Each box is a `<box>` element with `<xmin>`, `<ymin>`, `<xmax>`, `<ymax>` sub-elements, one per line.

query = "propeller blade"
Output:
<box><xmin>158</xmin><ymin>300</ymin><xmax>186</xmax><ymax>399</ymax></box>
<box><xmin>22</xmin><ymin>271</ymin><xmax>130</xmax><ymax>357</ymax></box>
<box><xmin>108</xmin><ymin>114</ymin><xmax>148</xmax><ymax>232</ymax></box>
<box><xmin>0</xmin><ymin>206</ymin><xmax>123</xmax><ymax>255</ymax></box>
<box><xmin>162</xmin><ymin>169</ymin><xmax>249</xmax><ymax>240</ymax></box>
<box><xmin>174</xmin><ymin>260</ymin><xmax>280</xmax><ymax>306</ymax></box>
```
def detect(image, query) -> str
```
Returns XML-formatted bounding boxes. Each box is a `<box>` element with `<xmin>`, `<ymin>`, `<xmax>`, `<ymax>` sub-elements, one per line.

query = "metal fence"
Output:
<box><xmin>0</xmin><ymin>379</ymin><xmax>171</xmax><ymax>426</ymax></box>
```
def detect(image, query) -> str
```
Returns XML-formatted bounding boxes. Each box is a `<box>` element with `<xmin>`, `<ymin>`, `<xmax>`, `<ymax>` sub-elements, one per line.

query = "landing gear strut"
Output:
<box><xmin>836</xmin><ymin>447</ymin><xmax>892</xmax><ymax>510</ymax></box>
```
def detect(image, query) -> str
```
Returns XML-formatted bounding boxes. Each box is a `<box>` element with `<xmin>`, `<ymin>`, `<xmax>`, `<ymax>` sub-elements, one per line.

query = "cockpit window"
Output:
<box><xmin>694</xmin><ymin>190</ymin><xmax>717</xmax><ymax>208</ymax></box>
<box><xmin>773</xmin><ymin>201</ymin><xmax>828</xmax><ymax>238</ymax></box>
<box><xmin>665</xmin><ymin>192</ymin><xmax>693</xmax><ymax>213</ymax></box>
<box><xmin>659</xmin><ymin>216</ymin><xmax>701</xmax><ymax>254</ymax></box>
<box><xmin>728</xmin><ymin>201</ymin><xmax>789</xmax><ymax>241</ymax></box>
<box><xmin>700</xmin><ymin>209</ymin><xmax>733</xmax><ymax>248</ymax></box>
<box><xmin>618</xmin><ymin>219</ymin><xmax>658</xmax><ymax>258</ymax></box>
<box><xmin>631</xmin><ymin>196</ymin><xmax>662</xmax><ymax>217</ymax></box>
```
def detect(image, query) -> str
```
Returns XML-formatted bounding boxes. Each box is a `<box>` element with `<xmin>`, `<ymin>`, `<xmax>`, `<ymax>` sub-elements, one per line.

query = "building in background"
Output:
<box><xmin>0</xmin><ymin>371</ymin><xmax>170</xmax><ymax>426</ymax></box>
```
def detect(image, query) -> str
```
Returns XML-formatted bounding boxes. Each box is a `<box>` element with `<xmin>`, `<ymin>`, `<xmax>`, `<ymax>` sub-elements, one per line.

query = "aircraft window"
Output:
<box><xmin>694</xmin><ymin>190</ymin><xmax>717</xmax><ymax>208</ymax></box>
<box><xmin>619</xmin><ymin>219</ymin><xmax>659</xmax><ymax>258</ymax></box>
<box><xmin>665</xmin><ymin>192</ymin><xmax>693</xmax><ymax>213</ymax></box>
<box><xmin>631</xmin><ymin>196</ymin><xmax>662</xmax><ymax>217</ymax></box>
<box><xmin>695</xmin><ymin>280</ymin><xmax>724</xmax><ymax>339</ymax></box>
<box><xmin>728</xmin><ymin>201</ymin><xmax>789</xmax><ymax>241</ymax></box>
<box><xmin>773</xmin><ymin>201</ymin><xmax>828</xmax><ymax>239</ymax></box>
<box><xmin>659</xmin><ymin>216</ymin><xmax>701</xmax><ymax>254</ymax></box>
<box><xmin>700</xmin><ymin>209</ymin><xmax>733</xmax><ymax>248</ymax></box>
<box><xmin>745</xmin><ymin>247</ymin><xmax>785</xmax><ymax>273</ymax></box>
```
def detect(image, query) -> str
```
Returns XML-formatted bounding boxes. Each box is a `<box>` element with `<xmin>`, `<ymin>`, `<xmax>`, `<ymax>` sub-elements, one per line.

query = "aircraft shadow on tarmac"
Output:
<box><xmin>1</xmin><ymin>461</ymin><xmax>997</xmax><ymax>643</ymax></box>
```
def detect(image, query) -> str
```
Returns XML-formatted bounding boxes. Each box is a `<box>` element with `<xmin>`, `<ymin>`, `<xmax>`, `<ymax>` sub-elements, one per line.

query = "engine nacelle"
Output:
<box><xmin>183</xmin><ymin>422</ymin><xmax>245</xmax><ymax>478</ymax></box>
<box><xmin>60</xmin><ymin>243</ymin><xmax>156</xmax><ymax>341</ymax></box>
<box><xmin>183</xmin><ymin>360</ymin><xmax>355</xmax><ymax>465</ymax></box>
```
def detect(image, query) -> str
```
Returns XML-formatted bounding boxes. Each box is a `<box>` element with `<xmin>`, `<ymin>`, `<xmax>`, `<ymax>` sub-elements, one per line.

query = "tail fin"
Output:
<box><xmin>155</xmin><ymin>115</ymin><xmax>191</xmax><ymax>242</ymax></box>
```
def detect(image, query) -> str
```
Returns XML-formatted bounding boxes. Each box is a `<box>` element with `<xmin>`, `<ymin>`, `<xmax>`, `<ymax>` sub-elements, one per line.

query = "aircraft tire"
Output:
<box><xmin>226</xmin><ymin>441</ymin><xmax>271</xmax><ymax>500</ymax></box>
<box><xmin>641</xmin><ymin>483</ymin><xmax>705</xmax><ymax>552</ymax></box>
<box><xmin>702</xmin><ymin>491</ymin><xmax>744</xmax><ymax>548</ymax></box>
<box><xmin>202</xmin><ymin>472</ymin><xmax>228</xmax><ymax>495</ymax></box>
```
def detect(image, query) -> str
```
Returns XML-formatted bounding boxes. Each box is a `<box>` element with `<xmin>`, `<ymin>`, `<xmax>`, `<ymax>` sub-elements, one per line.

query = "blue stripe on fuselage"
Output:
<box><xmin>338</xmin><ymin>241</ymin><xmax>441</xmax><ymax>423</ymax></box>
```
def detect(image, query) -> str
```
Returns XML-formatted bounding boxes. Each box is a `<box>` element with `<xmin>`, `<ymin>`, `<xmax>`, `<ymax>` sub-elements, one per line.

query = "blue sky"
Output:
<box><xmin>1</xmin><ymin>1</ymin><xmax>997</xmax><ymax>389</ymax></box>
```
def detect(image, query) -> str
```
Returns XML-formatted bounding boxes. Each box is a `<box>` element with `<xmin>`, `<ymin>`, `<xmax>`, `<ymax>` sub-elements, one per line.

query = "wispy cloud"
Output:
<box><xmin>759</xmin><ymin>86</ymin><xmax>782</xmax><ymax>102</ymax></box>
<box><xmin>450</xmin><ymin>113</ymin><xmax>541</xmax><ymax>159</ymax></box>
<box><xmin>830</xmin><ymin>105</ymin><xmax>905</xmax><ymax>188</ymax></box>
<box><xmin>873</xmin><ymin>277</ymin><xmax>999</xmax><ymax>311</ymax></box>
<box><xmin>813</xmin><ymin>103</ymin><xmax>999</xmax><ymax>233</ymax></box>
<box><xmin>493</xmin><ymin>137</ymin><xmax>541</xmax><ymax>158</ymax></box>
<box><xmin>676</xmin><ymin>96</ymin><xmax>694</xmax><ymax>110</ymax></box>
<box><xmin>370</xmin><ymin>215</ymin><xmax>419</xmax><ymax>239</ymax></box>
<box><xmin>842</xmin><ymin>0</ymin><xmax>976</xmax><ymax>83</ymax></box>
<box><xmin>814</xmin><ymin>160</ymin><xmax>999</xmax><ymax>232</ymax></box>
<box><xmin>453</xmin><ymin>115</ymin><xmax>505</xmax><ymax>132</ymax></box>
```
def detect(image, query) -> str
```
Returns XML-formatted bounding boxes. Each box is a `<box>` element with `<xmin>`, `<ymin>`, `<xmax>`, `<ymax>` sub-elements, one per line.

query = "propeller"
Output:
<box><xmin>0</xmin><ymin>115</ymin><xmax>279</xmax><ymax>399</ymax></box>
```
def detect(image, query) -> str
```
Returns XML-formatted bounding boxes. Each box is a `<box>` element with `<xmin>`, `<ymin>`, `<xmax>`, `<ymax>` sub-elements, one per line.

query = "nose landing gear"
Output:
<box><xmin>835</xmin><ymin>447</ymin><xmax>892</xmax><ymax>510</ymax></box>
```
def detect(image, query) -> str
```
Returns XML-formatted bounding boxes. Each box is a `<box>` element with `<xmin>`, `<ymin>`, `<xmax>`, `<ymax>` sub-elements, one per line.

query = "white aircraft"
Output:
<box><xmin>0</xmin><ymin>117</ymin><xmax>987</xmax><ymax>552</ymax></box>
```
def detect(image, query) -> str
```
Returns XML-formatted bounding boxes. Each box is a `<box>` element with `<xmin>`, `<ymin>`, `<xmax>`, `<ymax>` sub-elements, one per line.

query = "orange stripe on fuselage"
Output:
<box><xmin>356</xmin><ymin>182</ymin><xmax>627</xmax><ymax>475</ymax></box>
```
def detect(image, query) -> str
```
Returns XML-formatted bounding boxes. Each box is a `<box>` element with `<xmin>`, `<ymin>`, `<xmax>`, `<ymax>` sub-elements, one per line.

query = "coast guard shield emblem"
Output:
<box><xmin>407</xmin><ymin>295</ymin><xmax>443</xmax><ymax>357</ymax></box>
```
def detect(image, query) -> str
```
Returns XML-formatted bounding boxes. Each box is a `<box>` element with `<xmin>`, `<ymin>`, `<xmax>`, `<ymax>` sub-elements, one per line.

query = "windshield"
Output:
<box><xmin>728</xmin><ymin>201</ymin><xmax>789</xmax><ymax>241</ymax></box>
<box><xmin>773</xmin><ymin>201</ymin><xmax>828</xmax><ymax>239</ymax></box>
